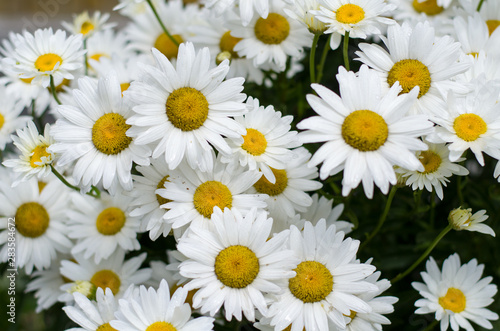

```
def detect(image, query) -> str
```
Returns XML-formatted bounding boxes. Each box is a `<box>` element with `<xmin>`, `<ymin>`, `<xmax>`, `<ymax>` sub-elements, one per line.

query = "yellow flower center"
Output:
<box><xmin>219</xmin><ymin>31</ymin><xmax>242</xmax><ymax>59</ymax></box>
<box><xmin>97</xmin><ymin>323</ymin><xmax>118</xmax><ymax>331</ymax></box>
<box><xmin>418</xmin><ymin>151</ymin><xmax>441</xmax><ymax>174</ymax></box>
<box><xmin>156</xmin><ymin>175</ymin><xmax>171</xmax><ymax>206</ymax></box>
<box><xmin>81</xmin><ymin>21</ymin><xmax>95</xmax><ymax>35</ymax></box>
<box><xmin>387</xmin><ymin>59</ymin><xmax>431</xmax><ymax>98</ymax></box>
<box><xmin>214</xmin><ymin>245</ymin><xmax>260</xmax><ymax>289</ymax></box>
<box><xmin>289</xmin><ymin>261</ymin><xmax>333</xmax><ymax>303</ymax></box>
<box><xmin>38</xmin><ymin>181</ymin><xmax>47</xmax><ymax>193</ymax></box>
<box><xmin>154</xmin><ymin>33</ymin><xmax>183</xmax><ymax>60</ymax></box>
<box><xmin>35</xmin><ymin>53</ymin><xmax>63</xmax><ymax>72</ymax></box>
<box><xmin>345</xmin><ymin>310</ymin><xmax>357</xmax><ymax>322</ymax></box>
<box><xmin>254</xmin><ymin>13</ymin><xmax>290</xmax><ymax>45</ymax></box>
<box><xmin>92</xmin><ymin>113</ymin><xmax>132</xmax><ymax>155</ymax></box>
<box><xmin>30</xmin><ymin>145</ymin><xmax>51</xmax><ymax>168</ymax></box>
<box><xmin>96</xmin><ymin>207</ymin><xmax>126</xmax><ymax>235</ymax></box>
<box><xmin>241</xmin><ymin>128</ymin><xmax>267</xmax><ymax>156</ymax></box>
<box><xmin>486</xmin><ymin>20</ymin><xmax>500</xmax><ymax>35</ymax></box>
<box><xmin>193</xmin><ymin>181</ymin><xmax>233</xmax><ymax>218</ymax></box>
<box><xmin>412</xmin><ymin>0</ymin><xmax>444</xmax><ymax>15</ymax></box>
<box><xmin>341</xmin><ymin>110</ymin><xmax>388</xmax><ymax>151</ymax></box>
<box><xmin>15</xmin><ymin>202</ymin><xmax>50</xmax><ymax>238</ymax></box>
<box><xmin>439</xmin><ymin>287</ymin><xmax>466</xmax><ymax>313</ymax></box>
<box><xmin>20</xmin><ymin>77</ymin><xmax>34</xmax><ymax>84</ymax></box>
<box><xmin>90</xmin><ymin>270</ymin><xmax>121</xmax><ymax>295</ymax></box>
<box><xmin>453</xmin><ymin>113</ymin><xmax>487</xmax><ymax>142</ymax></box>
<box><xmin>253</xmin><ymin>168</ymin><xmax>288</xmax><ymax>196</ymax></box>
<box><xmin>166</xmin><ymin>87</ymin><xmax>209</xmax><ymax>131</ymax></box>
<box><xmin>145</xmin><ymin>321</ymin><xmax>177</xmax><ymax>331</ymax></box>
<box><xmin>90</xmin><ymin>53</ymin><xmax>109</xmax><ymax>63</ymax></box>
<box><xmin>335</xmin><ymin>4</ymin><xmax>365</xmax><ymax>24</ymax></box>
<box><xmin>0</xmin><ymin>113</ymin><xmax>4</xmax><ymax>129</ymax></box>
<box><xmin>120</xmin><ymin>83</ymin><xmax>131</xmax><ymax>94</ymax></box>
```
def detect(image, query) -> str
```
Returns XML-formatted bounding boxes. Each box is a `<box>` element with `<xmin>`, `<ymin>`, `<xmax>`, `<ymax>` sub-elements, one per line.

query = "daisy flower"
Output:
<box><xmin>448</xmin><ymin>207</ymin><xmax>495</xmax><ymax>237</ymax></box>
<box><xmin>204</xmin><ymin>0</ymin><xmax>270</xmax><ymax>27</ymax></box>
<box><xmin>114</xmin><ymin>0</ymin><xmax>147</xmax><ymax>11</ymax></box>
<box><xmin>6</xmin><ymin>28</ymin><xmax>85</xmax><ymax>88</ymax></box>
<box><xmin>475</xmin><ymin>0</ymin><xmax>500</xmax><ymax>36</ymax></box>
<box><xmin>266</xmin><ymin>220</ymin><xmax>378</xmax><ymax>330</ymax></box>
<box><xmin>3</xmin><ymin>122</ymin><xmax>55</xmax><ymax>184</ymax></box>
<box><xmin>228</xmin><ymin>0</ymin><xmax>313</xmax><ymax>72</ymax></box>
<box><xmin>0</xmin><ymin>85</ymin><xmax>30</xmax><ymax>150</ymax></box>
<box><xmin>67</xmin><ymin>190</ymin><xmax>142</xmax><ymax>263</ymax></box>
<box><xmin>50</xmin><ymin>73</ymin><xmax>151</xmax><ymax>193</ymax></box>
<box><xmin>355</xmin><ymin>21</ymin><xmax>470</xmax><ymax>115</ymax></box>
<box><xmin>63</xmin><ymin>287</ymin><xmax>119</xmax><ymax>331</ymax></box>
<box><xmin>298</xmin><ymin>65</ymin><xmax>433</xmax><ymax>198</ymax></box>
<box><xmin>62</xmin><ymin>11</ymin><xmax>116</xmax><ymax>38</ymax></box>
<box><xmin>85</xmin><ymin>29</ymin><xmax>132</xmax><ymax>70</ymax></box>
<box><xmin>396</xmin><ymin>142</ymin><xmax>469</xmax><ymax>200</ymax></box>
<box><xmin>177</xmin><ymin>207</ymin><xmax>299</xmax><ymax>321</ymax></box>
<box><xmin>453</xmin><ymin>13</ymin><xmax>500</xmax><ymax>57</ymax></box>
<box><xmin>111</xmin><ymin>279</ymin><xmax>215</xmax><ymax>330</ymax></box>
<box><xmin>412</xmin><ymin>254</ymin><xmax>499</xmax><ymax>330</ymax></box>
<box><xmin>125</xmin><ymin>42</ymin><xmax>247</xmax><ymax>172</ymax></box>
<box><xmin>221</xmin><ymin>96</ymin><xmax>300</xmax><ymax>183</ymax></box>
<box><xmin>0</xmin><ymin>178</ymin><xmax>72</xmax><ymax>274</ymax></box>
<box><xmin>284</xmin><ymin>0</ymin><xmax>328</xmax><ymax>35</ymax></box>
<box><xmin>299</xmin><ymin>193</ymin><xmax>354</xmax><ymax>233</ymax></box>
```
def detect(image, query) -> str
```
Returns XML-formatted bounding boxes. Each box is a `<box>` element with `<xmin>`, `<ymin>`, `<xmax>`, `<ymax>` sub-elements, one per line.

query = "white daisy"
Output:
<box><xmin>204</xmin><ymin>0</ymin><xmax>270</xmax><ymax>26</ymax></box>
<box><xmin>453</xmin><ymin>13</ymin><xmax>500</xmax><ymax>57</ymax></box>
<box><xmin>125</xmin><ymin>42</ymin><xmax>247</xmax><ymax>172</ymax></box>
<box><xmin>6</xmin><ymin>28</ymin><xmax>85</xmax><ymax>88</ymax></box>
<box><xmin>396</xmin><ymin>142</ymin><xmax>469</xmax><ymax>200</ymax></box>
<box><xmin>50</xmin><ymin>73</ymin><xmax>151</xmax><ymax>193</ymax></box>
<box><xmin>297</xmin><ymin>65</ymin><xmax>433</xmax><ymax>198</ymax></box>
<box><xmin>62</xmin><ymin>11</ymin><xmax>116</xmax><ymax>38</ymax></box>
<box><xmin>85</xmin><ymin>29</ymin><xmax>132</xmax><ymax>70</ymax></box>
<box><xmin>284</xmin><ymin>0</ymin><xmax>328</xmax><ymax>35</ymax></box>
<box><xmin>111</xmin><ymin>279</ymin><xmax>215</xmax><ymax>330</ymax></box>
<box><xmin>448</xmin><ymin>207</ymin><xmax>495</xmax><ymax>237</ymax></box>
<box><xmin>114</xmin><ymin>0</ymin><xmax>147</xmax><ymax>12</ymax></box>
<box><xmin>0</xmin><ymin>178</ymin><xmax>72</xmax><ymax>274</ymax></box>
<box><xmin>412</xmin><ymin>253</ymin><xmax>499</xmax><ymax>330</ymax></box>
<box><xmin>177</xmin><ymin>207</ymin><xmax>299</xmax><ymax>321</ymax></box>
<box><xmin>355</xmin><ymin>21</ymin><xmax>471</xmax><ymax>115</ymax></box>
<box><xmin>266</xmin><ymin>219</ymin><xmax>378</xmax><ymax>330</ymax></box>
<box><xmin>299</xmin><ymin>193</ymin><xmax>353</xmax><ymax>233</ymax></box>
<box><xmin>0</xmin><ymin>85</ymin><xmax>30</xmax><ymax>150</ymax></box>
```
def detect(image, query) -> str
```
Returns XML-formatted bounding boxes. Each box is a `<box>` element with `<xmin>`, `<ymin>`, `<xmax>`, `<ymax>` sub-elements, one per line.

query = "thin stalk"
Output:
<box><xmin>309</xmin><ymin>33</ymin><xmax>321</xmax><ymax>84</ymax></box>
<box><xmin>31</xmin><ymin>100</ymin><xmax>42</xmax><ymax>132</ymax></box>
<box><xmin>317</xmin><ymin>34</ymin><xmax>331</xmax><ymax>83</ymax></box>
<box><xmin>391</xmin><ymin>224</ymin><xmax>452</xmax><ymax>284</ymax></box>
<box><xmin>422</xmin><ymin>320</ymin><xmax>438</xmax><ymax>331</ymax></box>
<box><xmin>49</xmin><ymin>75</ymin><xmax>62</xmax><ymax>105</ymax></box>
<box><xmin>343</xmin><ymin>31</ymin><xmax>350</xmax><ymax>71</ymax></box>
<box><xmin>146</xmin><ymin>0</ymin><xmax>179</xmax><ymax>47</ymax></box>
<box><xmin>477</xmin><ymin>0</ymin><xmax>485</xmax><ymax>11</ymax></box>
<box><xmin>50</xmin><ymin>165</ymin><xmax>100</xmax><ymax>198</ymax></box>
<box><xmin>430</xmin><ymin>190</ymin><xmax>436</xmax><ymax>229</ymax></box>
<box><xmin>83</xmin><ymin>38</ymin><xmax>89</xmax><ymax>76</ymax></box>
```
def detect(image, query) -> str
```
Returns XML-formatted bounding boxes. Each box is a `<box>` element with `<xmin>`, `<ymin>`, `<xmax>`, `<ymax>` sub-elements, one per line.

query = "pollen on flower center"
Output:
<box><xmin>341</xmin><ymin>110</ymin><xmax>388</xmax><ymax>151</ymax></box>
<box><xmin>335</xmin><ymin>4</ymin><xmax>365</xmax><ymax>24</ymax></box>
<box><xmin>156</xmin><ymin>175</ymin><xmax>171</xmax><ymax>206</ymax></box>
<box><xmin>254</xmin><ymin>13</ymin><xmax>290</xmax><ymax>45</ymax></box>
<box><xmin>81</xmin><ymin>21</ymin><xmax>95</xmax><ymax>35</ymax></box>
<box><xmin>193</xmin><ymin>181</ymin><xmax>233</xmax><ymax>218</ymax></box>
<box><xmin>166</xmin><ymin>87</ymin><xmax>209</xmax><ymax>131</ymax></box>
<box><xmin>96</xmin><ymin>207</ymin><xmax>126</xmax><ymax>235</ymax></box>
<box><xmin>253</xmin><ymin>168</ymin><xmax>288</xmax><ymax>195</ymax></box>
<box><xmin>15</xmin><ymin>202</ymin><xmax>50</xmax><ymax>238</ymax></box>
<box><xmin>486</xmin><ymin>20</ymin><xmax>500</xmax><ymax>35</ymax></box>
<box><xmin>345</xmin><ymin>310</ymin><xmax>357</xmax><ymax>323</ymax></box>
<box><xmin>412</xmin><ymin>0</ymin><xmax>444</xmax><ymax>15</ymax></box>
<box><xmin>90</xmin><ymin>53</ymin><xmax>109</xmax><ymax>63</ymax></box>
<box><xmin>387</xmin><ymin>59</ymin><xmax>431</xmax><ymax>98</ymax></box>
<box><xmin>154</xmin><ymin>33</ymin><xmax>183</xmax><ymax>60</ymax></box>
<box><xmin>30</xmin><ymin>145</ymin><xmax>51</xmax><ymax>168</ymax></box>
<box><xmin>241</xmin><ymin>128</ymin><xmax>268</xmax><ymax>156</ymax></box>
<box><xmin>35</xmin><ymin>53</ymin><xmax>63</xmax><ymax>72</ymax></box>
<box><xmin>453</xmin><ymin>114</ymin><xmax>487</xmax><ymax>142</ymax></box>
<box><xmin>0</xmin><ymin>113</ymin><xmax>5</xmax><ymax>129</ymax></box>
<box><xmin>97</xmin><ymin>323</ymin><xmax>117</xmax><ymax>331</ymax></box>
<box><xmin>289</xmin><ymin>260</ymin><xmax>333</xmax><ymax>303</ymax></box>
<box><xmin>439</xmin><ymin>287</ymin><xmax>466</xmax><ymax>313</ymax></box>
<box><xmin>90</xmin><ymin>270</ymin><xmax>121</xmax><ymax>295</ymax></box>
<box><xmin>214</xmin><ymin>245</ymin><xmax>260</xmax><ymax>289</ymax></box>
<box><xmin>120</xmin><ymin>83</ymin><xmax>130</xmax><ymax>94</ymax></box>
<box><xmin>145</xmin><ymin>321</ymin><xmax>177</xmax><ymax>331</ymax></box>
<box><xmin>92</xmin><ymin>113</ymin><xmax>132</xmax><ymax>155</ymax></box>
<box><xmin>219</xmin><ymin>31</ymin><xmax>242</xmax><ymax>59</ymax></box>
<box><xmin>20</xmin><ymin>77</ymin><xmax>34</xmax><ymax>84</ymax></box>
<box><xmin>419</xmin><ymin>151</ymin><xmax>441</xmax><ymax>174</ymax></box>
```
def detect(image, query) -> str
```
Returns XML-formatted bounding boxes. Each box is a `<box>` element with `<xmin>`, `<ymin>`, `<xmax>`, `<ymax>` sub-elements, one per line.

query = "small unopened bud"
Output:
<box><xmin>68</xmin><ymin>280</ymin><xmax>97</xmax><ymax>300</ymax></box>
<box><xmin>216</xmin><ymin>51</ymin><xmax>232</xmax><ymax>65</ymax></box>
<box><xmin>448</xmin><ymin>207</ymin><xmax>472</xmax><ymax>230</ymax></box>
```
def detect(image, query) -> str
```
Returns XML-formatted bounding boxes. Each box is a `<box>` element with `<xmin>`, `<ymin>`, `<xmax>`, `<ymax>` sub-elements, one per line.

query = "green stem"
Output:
<box><xmin>83</xmin><ymin>38</ymin><xmax>89</xmax><ymax>76</ymax></box>
<box><xmin>391</xmin><ymin>224</ymin><xmax>452</xmax><ymax>284</ymax></box>
<box><xmin>477</xmin><ymin>0</ymin><xmax>485</xmax><ymax>11</ymax></box>
<box><xmin>360</xmin><ymin>186</ymin><xmax>398</xmax><ymax>251</ymax></box>
<box><xmin>343</xmin><ymin>31</ymin><xmax>350</xmax><ymax>71</ymax></box>
<box><xmin>457</xmin><ymin>175</ymin><xmax>464</xmax><ymax>207</ymax></box>
<box><xmin>31</xmin><ymin>100</ymin><xmax>42</xmax><ymax>132</ymax></box>
<box><xmin>309</xmin><ymin>33</ymin><xmax>320</xmax><ymax>84</ymax></box>
<box><xmin>50</xmin><ymin>165</ymin><xmax>100</xmax><ymax>198</ymax></box>
<box><xmin>422</xmin><ymin>319</ymin><xmax>438</xmax><ymax>331</ymax></box>
<box><xmin>146</xmin><ymin>0</ymin><xmax>179</xmax><ymax>47</ymax></box>
<box><xmin>430</xmin><ymin>190</ymin><xmax>436</xmax><ymax>229</ymax></box>
<box><xmin>317</xmin><ymin>34</ymin><xmax>331</xmax><ymax>84</ymax></box>
<box><xmin>50</xmin><ymin>75</ymin><xmax>62</xmax><ymax>105</ymax></box>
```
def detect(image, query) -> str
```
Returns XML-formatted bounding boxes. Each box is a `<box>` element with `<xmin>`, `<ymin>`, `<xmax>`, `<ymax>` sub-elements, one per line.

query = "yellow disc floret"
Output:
<box><xmin>214</xmin><ymin>245</ymin><xmax>260</xmax><ymax>289</ymax></box>
<box><xmin>193</xmin><ymin>181</ymin><xmax>233</xmax><ymax>218</ymax></box>
<box><xmin>387</xmin><ymin>59</ymin><xmax>431</xmax><ymax>98</ymax></box>
<box><xmin>120</xmin><ymin>83</ymin><xmax>131</xmax><ymax>94</ymax></box>
<box><xmin>146</xmin><ymin>321</ymin><xmax>177</xmax><ymax>331</ymax></box>
<box><xmin>30</xmin><ymin>145</ymin><xmax>51</xmax><ymax>168</ymax></box>
<box><xmin>166</xmin><ymin>87</ymin><xmax>209</xmax><ymax>131</ymax></box>
<box><xmin>156</xmin><ymin>175</ymin><xmax>171</xmax><ymax>206</ymax></box>
<box><xmin>289</xmin><ymin>261</ymin><xmax>333</xmax><ymax>303</ymax></box>
<box><xmin>341</xmin><ymin>110</ymin><xmax>389</xmax><ymax>151</ymax></box>
<box><xmin>439</xmin><ymin>287</ymin><xmax>466</xmax><ymax>313</ymax></box>
<box><xmin>335</xmin><ymin>4</ymin><xmax>365</xmax><ymax>24</ymax></box>
<box><xmin>412</xmin><ymin>0</ymin><xmax>444</xmax><ymax>15</ymax></box>
<box><xmin>15</xmin><ymin>202</ymin><xmax>50</xmax><ymax>238</ymax></box>
<box><xmin>254</xmin><ymin>13</ymin><xmax>290</xmax><ymax>45</ymax></box>
<box><xmin>35</xmin><ymin>53</ymin><xmax>63</xmax><ymax>72</ymax></box>
<box><xmin>97</xmin><ymin>323</ymin><xmax>118</xmax><ymax>331</ymax></box>
<box><xmin>419</xmin><ymin>151</ymin><xmax>441</xmax><ymax>174</ymax></box>
<box><xmin>81</xmin><ymin>21</ymin><xmax>95</xmax><ymax>35</ymax></box>
<box><xmin>241</xmin><ymin>128</ymin><xmax>267</xmax><ymax>156</ymax></box>
<box><xmin>90</xmin><ymin>270</ymin><xmax>121</xmax><ymax>295</ymax></box>
<box><xmin>92</xmin><ymin>113</ymin><xmax>132</xmax><ymax>155</ymax></box>
<box><xmin>453</xmin><ymin>114</ymin><xmax>487</xmax><ymax>142</ymax></box>
<box><xmin>96</xmin><ymin>207</ymin><xmax>126</xmax><ymax>235</ymax></box>
<box><xmin>0</xmin><ymin>113</ymin><xmax>5</xmax><ymax>129</ymax></box>
<box><xmin>219</xmin><ymin>31</ymin><xmax>242</xmax><ymax>59</ymax></box>
<box><xmin>154</xmin><ymin>33</ymin><xmax>184</xmax><ymax>60</ymax></box>
<box><xmin>253</xmin><ymin>168</ymin><xmax>288</xmax><ymax>196</ymax></box>
<box><xmin>486</xmin><ymin>20</ymin><xmax>500</xmax><ymax>36</ymax></box>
